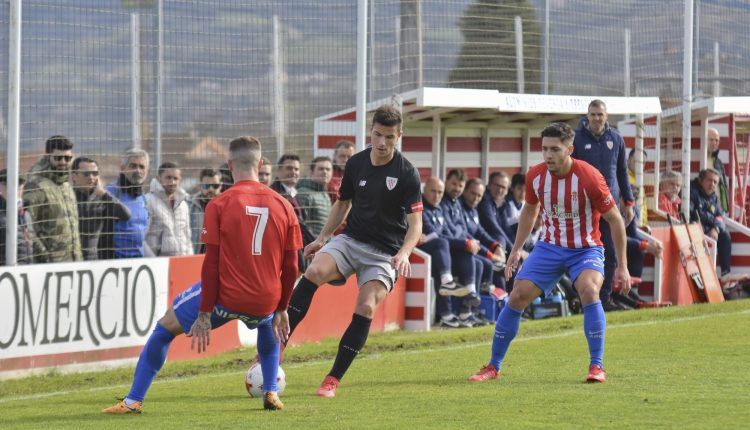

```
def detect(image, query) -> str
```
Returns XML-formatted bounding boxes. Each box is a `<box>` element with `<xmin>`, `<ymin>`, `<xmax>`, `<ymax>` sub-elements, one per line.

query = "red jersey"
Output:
<box><xmin>525</xmin><ymin>159</ymin><xmax>615</xmax><ymax>248</ymax></box>
<box><xmin>201</xmin><ymin>180</ymin><xmax>303</xmax><ymax>315</ymax></box>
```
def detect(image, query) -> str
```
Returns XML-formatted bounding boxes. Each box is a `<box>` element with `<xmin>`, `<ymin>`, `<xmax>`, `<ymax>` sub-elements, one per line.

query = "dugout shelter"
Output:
<box><xmin>314</xmin><ymin>87</ymin><xmax>663</xmax><ymax>326</ymax></box>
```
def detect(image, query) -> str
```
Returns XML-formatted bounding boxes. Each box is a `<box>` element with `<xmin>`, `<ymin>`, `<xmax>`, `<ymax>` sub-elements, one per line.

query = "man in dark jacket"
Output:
<box><xmin>477</xmin><ymin>172</ymin><xmax>514</xmax><ymax>254</ymax></box>
<box><xmin>461</xmin><ymin>178</ymin><xmax>508</xmax><ymax>297</ymax></box>
<box><xmin>0</xmin><ymin>169</ymin><xmax>33</xmax><ymax>265</ymax></box>
<box><xmin>271</xmin><ymin>154</ymin><xmax>315</xmax><ymax>246</ymax></box>
<box><xmin>690</xmin><ymin>168</ymin><xmax>733</xmax><ymax>277</ymax></box>
<box><xmin>572</xmin><ymin>99</ymin><xmax>635</xmax><ymax>311</ymax></box>
<box><xmin>70</xmin><ymin>157</ymin><xmax>131</xmax><ymax>260</ymax></box>
<box><xmin>707</xmin><ymin>128</ymin><xmax>729</xmax><ymax>212</ymax></box>
<box><xmin>440</xmin><ymin>170</ymin><xmax>490</xmax><ymax>327</ymax></box>
<box><xmin>418</xmin><ymin>176</ymin><xmax>472</xmax><ymax>327</ymax></box>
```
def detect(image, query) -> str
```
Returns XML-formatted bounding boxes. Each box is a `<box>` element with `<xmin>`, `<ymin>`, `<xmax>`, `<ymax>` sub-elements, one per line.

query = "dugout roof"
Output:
<box><xmin>314</xmin><ymin>87</ymin><xmax>662</xmax><ymax>180</ymax></box>
<box><xmin>315</xmin><ymin>87</ymin><xmax>662</xmax><ymax>128</ymax></box>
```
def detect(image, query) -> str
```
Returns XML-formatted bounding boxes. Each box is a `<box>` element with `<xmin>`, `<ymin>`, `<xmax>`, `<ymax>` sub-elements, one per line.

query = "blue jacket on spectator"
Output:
<box><xmin>689</xmin><ymin>178</ymin><xmax>727</xmax><ymax>234</ymax></box>
<box><xmin>104</xmin><ymin>176</ymin><xmax>149</xmax><ymax>259</ymax></box>
<box><xmin>422</xmin><ymin>200</ymin><xmax>466</xmax><ymax>251</ymax></box>
<box><xmin>440</xmin><ymin>195</ymin><xmax>479</xmax><ymax>254</ymax></box>
<box><xmin>460</xmin><ymin>198</ymin><xmax>499</xmax><ymax>257</ymax></box>
<box><xmin>572</xmin><ymin>118</ymin><xmax>634</xmax><ymax>204</ymax></box>
<box><xmin>476</xmin><ymin>192</ymin><xmax>512</xmax><ymax>251</ymax></box>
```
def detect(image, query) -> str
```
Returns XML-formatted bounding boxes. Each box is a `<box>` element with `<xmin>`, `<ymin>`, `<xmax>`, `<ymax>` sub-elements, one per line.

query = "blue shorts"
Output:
<box><xmin>516</xmin><ymin>241</ymin><xmax>605</xmax><ymax>296</ymax></box>
<box><xmin>172</xmin><ymin>282</ymin><xmax>273</xmax><ymax>333</ymax></box>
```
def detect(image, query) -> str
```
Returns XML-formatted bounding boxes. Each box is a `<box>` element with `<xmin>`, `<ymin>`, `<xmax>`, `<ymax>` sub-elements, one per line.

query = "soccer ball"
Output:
<box><xmin>245</xmin><ymin>362</ymin><xmax>286</xmax><ymax>398</ymax></box>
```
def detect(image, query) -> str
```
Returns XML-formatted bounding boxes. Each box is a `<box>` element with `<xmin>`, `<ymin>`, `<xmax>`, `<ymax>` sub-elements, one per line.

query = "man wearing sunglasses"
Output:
<box><xmin>70</xmin><ymin>156</ymin><xmax>131</xmax><ymax>260</ymax></box>
<box><xmin>188</xmin><ymin>168</ymin><xmax>222</xmax><ymax>254</ymax></box>
<box><xmin>23</xmin><ymin>135</ymin><xmax>83</xmax><ymax>262</ymax></box>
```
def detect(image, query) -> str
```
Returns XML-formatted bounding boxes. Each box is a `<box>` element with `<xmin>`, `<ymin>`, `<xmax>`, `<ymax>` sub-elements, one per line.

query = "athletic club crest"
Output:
<box><xmin>571</xmin><ymin>191</ymin><xmax>578</xmax><ymax>204</ymax></box>
<box><xmin>606</xmin><ymin>140</ymin><xmax>614</xmax><ymax>150</ymax></box>
<box><xmin>386</xmin><ymin>176</ymin><xmax>398</xmax><ymax>190</ymax></box>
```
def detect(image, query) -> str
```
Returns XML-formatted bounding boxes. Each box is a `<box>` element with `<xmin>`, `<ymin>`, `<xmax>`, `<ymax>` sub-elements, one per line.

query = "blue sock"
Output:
<box><xmin>583</xmin><ymin>301</ymin><xmax>606</xmax><ymax>367</ymax></box>
<box><xmin>489</xmin><ymin>304</ymin><xmax>523</xmax><ymax>371</ymax></box>
<box><xmin>126</xmin><ymin>323</ymin><xmax>175</xmax><ymax>402</ymax></box>
<box><xmin>256</xmin><ymin>320</ymin><xmax>280</xmax><ymax>392</ymax></box>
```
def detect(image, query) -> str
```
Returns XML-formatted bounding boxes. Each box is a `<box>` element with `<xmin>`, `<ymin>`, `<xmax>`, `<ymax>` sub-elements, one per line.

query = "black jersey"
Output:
<box><xmin>339</xmin><ymin>148</ymin><xmax>423</xmax><ymax>255</ymax></box>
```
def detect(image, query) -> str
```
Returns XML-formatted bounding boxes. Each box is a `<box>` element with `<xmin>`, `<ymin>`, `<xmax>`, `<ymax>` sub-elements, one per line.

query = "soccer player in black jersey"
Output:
<box><xmin>286</xmin><ymin>104</ymin><xmax>423</xmax><ymax>397</ymax></box>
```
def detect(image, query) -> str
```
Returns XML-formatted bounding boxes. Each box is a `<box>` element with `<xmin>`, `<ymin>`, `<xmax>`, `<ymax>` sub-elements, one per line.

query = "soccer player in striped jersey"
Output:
<box><xmin>103</xmin><ymin>136</ymin><xmax>302</xmax><ymax>413</ymax></box>
<box><xmin>469</xmin><ymin>122</ymin><xmax>631</xmax><ymax>383</ymax></box>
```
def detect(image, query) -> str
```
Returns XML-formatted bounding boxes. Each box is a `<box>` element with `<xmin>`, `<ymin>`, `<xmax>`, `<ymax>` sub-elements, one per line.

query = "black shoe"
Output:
<box><xmin>457</xmin><ymin>313</ymin><xmax>475</xmax><ymax>328</ymax></box>
<box><xmin>439</xmin><ymin>281</ymin><xmax>471</xmax><ymax>297</ymax></box>
<box><xmin>463</xmin><ymin>293</ymin><xmax>481</xmax><ymax>308</ymax></box>
<box><xmin>439</xmin><ymin>315</ymin><xmax>461</xmax><ymax>328</ymax></box>
<box><xmin>602</xmin><ymin>300</ymin><xmax>626</xmax><ymax>312</ymax></box>
<box><xmin>473</xmin><ymin>312</ymin><xmax>493</xmax><ymax>326</ymax></box>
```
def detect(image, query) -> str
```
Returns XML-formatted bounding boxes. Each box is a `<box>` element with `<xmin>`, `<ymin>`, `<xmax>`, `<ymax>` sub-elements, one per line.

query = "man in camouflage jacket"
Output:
<box><xmin>23</xmin><ymin>136</ymin><xmax>83</xmax><ymax>263</ymax></box>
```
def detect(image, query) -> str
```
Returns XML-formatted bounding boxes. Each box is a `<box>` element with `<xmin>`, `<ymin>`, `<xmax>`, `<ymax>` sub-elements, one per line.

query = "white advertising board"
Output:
<box><xmin>0</xmin><ymin>258</ymin><xmax>169</xmax><ymax>377</ymax></box>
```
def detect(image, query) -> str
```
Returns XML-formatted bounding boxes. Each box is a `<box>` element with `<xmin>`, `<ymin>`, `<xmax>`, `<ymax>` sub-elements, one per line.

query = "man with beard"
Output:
<box><xmin>100</xmin><ymin>148</ymin><xmax>151</xmax><ymax>259</ymax></box>
<box><xmin>23</xmin><ymin>135</ymin><xmax>82</xmax><ymax>262</ymax></box>
<box><xmin>70</xmin><ymin>156</ymin><xmax>131</xmax><ymax>260</ymax></box>
<box><xmin>189</xmin><ymin>168</ymin><xmax>222</xmax><ymax>254</ymax></box>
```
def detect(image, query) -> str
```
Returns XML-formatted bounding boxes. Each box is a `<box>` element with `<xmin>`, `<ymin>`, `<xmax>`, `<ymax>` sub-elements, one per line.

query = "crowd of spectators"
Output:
<box><xmin>2</xmin><ymin>116</ymin><xmax>746</xmax><ymax>317</ymax></box>
<box><xmin>0</xmin><ymin>136</ymin><xmax>359</xmax><ymax>266</ymax></box>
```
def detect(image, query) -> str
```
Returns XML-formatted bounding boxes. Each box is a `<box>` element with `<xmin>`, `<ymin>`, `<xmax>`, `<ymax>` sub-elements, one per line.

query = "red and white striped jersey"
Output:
<box><xmin>525</xmin><ymin>159</ymin><xmax>615</xmax><ymax>248</ymax></box>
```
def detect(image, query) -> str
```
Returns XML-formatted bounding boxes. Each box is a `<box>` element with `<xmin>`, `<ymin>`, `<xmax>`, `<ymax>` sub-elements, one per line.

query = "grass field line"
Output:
<box><xmin>2</xmin><ymin>308</ymin><xmax>748</xmax><ymax>404</ymax></box>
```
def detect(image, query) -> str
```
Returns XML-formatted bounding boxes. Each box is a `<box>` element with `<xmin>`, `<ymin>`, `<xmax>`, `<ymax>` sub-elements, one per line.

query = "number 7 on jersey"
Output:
<box><xmin>245</xmin><ymin>206</ymin><xmax>269</xmax><ymax>255</ymax></box>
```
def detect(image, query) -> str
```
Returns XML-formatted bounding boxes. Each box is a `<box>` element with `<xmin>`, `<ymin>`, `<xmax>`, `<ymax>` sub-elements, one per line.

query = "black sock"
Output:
<box><xmin>328</xmin><ymin>313</ymin><xmax>372</xmax><ymax>380</ymax></box>
<box><xmin>286</xmin><ymin>276</ymin><xmax>319</xmax><ymax>343</ymax></box>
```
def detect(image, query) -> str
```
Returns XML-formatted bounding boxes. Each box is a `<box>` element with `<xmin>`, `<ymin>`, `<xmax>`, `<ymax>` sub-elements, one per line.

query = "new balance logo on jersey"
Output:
<box><xmin>386</xmin><ymin>176</ymin><xmax>398</xmax><ymax>190</ymax></box>
<box><xmin>359</xmin><ymin>180</ymin><xmax>367</xmax><ymax>187</ymax></box>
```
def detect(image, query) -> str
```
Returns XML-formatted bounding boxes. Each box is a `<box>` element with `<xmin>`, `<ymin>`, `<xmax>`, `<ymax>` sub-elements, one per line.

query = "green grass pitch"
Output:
<box><xmin>2</xmin><ymin>300</ymin><xmax>749</xmax><ymax>429</ymax></box>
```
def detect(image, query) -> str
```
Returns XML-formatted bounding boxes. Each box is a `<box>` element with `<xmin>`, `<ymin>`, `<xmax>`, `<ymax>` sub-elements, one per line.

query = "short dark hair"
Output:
<box><xmin>158</xmin><ymin>161</ymin><xmax>179</xmax><ymax>176</ymax></box>
<box><xmin>541</xmin><ymin>123</ymin><xmax>575</xmax><ymax>144</ymax></box>
<box><xmin>334</xmin><ymin>140</ymin><xmax>355</xmax><ymax>152</ymax></box>
<box><xmin>699</xmin><ymin>168</ymin><xmax>720</xmax><ymax>180</ymax></box>
<box><xmin>588</xmin><ymin>99</ymin><xmax>607</xmax><ymax>111</ymax></box>
<box><xmin>445</xmin><ymin>169</ymin><xmax>466</xmax><ymax>182</ymax></box>
<box><xmin>72</xmin><ymin>156</ymin><xmax>97</xmax><ymax>171</ymax></box>
<box><xmin>45</xmin><ymin>135</ymin><xmax>74</xmax><ymax>154</ymax></box>
<box><xmin>446</xmin><ymin>169</ymin><xmax>466</xmax><ymax>182</ymax></box>
<box><xmin>465</xmin><ymin>177</ymin><xmax>484</xmax><ymax>189</ymax></box>
<box><xmin>310</xmin><ymin>156</ymin><xmax>333</xmax><ymax>171</ymax></box>
<box><xmin>199</xmin><ymin>168</ymin><xmax>219</xmax><ymax>180</ymax></box>
<box><xmin>372</xmin><ymin>105</ymin><xmax>402</xmax><ymax>128</ymax></box>
<box><xmin>488</xmin><ymin>171</ymin><xmax>509</xmax><ymax>184</ymax></box>
<box><xmin>511</xmin><ymin>173</ymin><xmax>525</xmax><ymax>189</ymax></box>
<box><xmin>277</xmin><ymin>154</ymin><xmax>301</xmax><ymax>165</ymax></box>
<box><xmin>0</xmin><ymin>169</ymin><xmax>24</xmax><ymax>186</ymax></box>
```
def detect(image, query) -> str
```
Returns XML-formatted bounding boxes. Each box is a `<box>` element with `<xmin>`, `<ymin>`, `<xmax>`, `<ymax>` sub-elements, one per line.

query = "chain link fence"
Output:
<box><xmin>1</xmin><ymin>0</ymin><xmax>750</xmax><ymax>263</ymax></box>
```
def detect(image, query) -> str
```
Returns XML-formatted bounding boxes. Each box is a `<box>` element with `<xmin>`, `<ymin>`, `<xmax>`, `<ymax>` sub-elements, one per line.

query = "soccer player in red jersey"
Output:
<box><xmin>103</xmin><ymin>136</ymin><xmax>302</xmax><ymax>413</ymax></box>
<box><xmin>469</xmin><ymin>123</ymin><xmax>631</xmax><ymax>384</ymax></box>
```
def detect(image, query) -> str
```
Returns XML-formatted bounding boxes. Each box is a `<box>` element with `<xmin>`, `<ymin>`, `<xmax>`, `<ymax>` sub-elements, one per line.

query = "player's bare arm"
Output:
<box><xmin>304</xmin><ymin>198</ymin><xmax>352</xmax><ymax>259</ymax></box>
<box><xmin>504</xmin><ymin>201</ymin><xmax>540</xmax><ymax>281</ymax></box>
<box><xmin>273</xmin><ymin>310</ymin><xmax>290</xmax><ymax>344</ymax></box>
<box><xmin>602</xmin><ymin>206</ymin><xmax>632</xmax><ymax>294</ymax></box>
<box><xmin>187</xmin><ymin>311</ymin><xmax>212</xmax><ymax>353</ymax></box>
<box><xmin>391</xmin><ymin>212</ymin><xmax>422</xmax><ymax>277</ymax></box>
